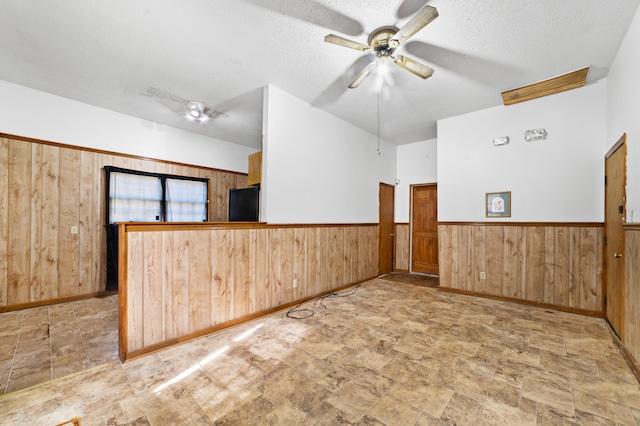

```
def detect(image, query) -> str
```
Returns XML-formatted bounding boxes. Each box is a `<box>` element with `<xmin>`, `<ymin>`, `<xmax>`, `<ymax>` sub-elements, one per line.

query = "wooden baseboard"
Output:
<box><xmin>438</xmin><ymin>286</ymin><xmax>604</xmax><ymax>317</ymax></box>
<box><xmin>619</xmin><ymin>342</ymin><xmax>640</xmax><ymax>384</ymax></box>
<box><xmin>122</xmin><ymin>277</ymin><xmax>376</xmax><ymax>362</ymax></box>
<box><xmin>392</xmin><ymin>269</ymin><xmax>409</xmax><ymax>273</ymax></box>
<box><xmin>605</xmin><ymin>318</ymin><xmax>640</xmax><ymax>384</ymax></box>
<box><xmin>0</xmin><ymin>291</ymin><xmax>118</xmax><ymax>313</ymax></box>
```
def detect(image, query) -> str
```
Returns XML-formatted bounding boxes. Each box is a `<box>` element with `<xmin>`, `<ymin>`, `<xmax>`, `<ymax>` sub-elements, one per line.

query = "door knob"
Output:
<box><xmin>615</xmin><ymin>253</ymin><xmax>623</xmax><ymax>258</ymax></box>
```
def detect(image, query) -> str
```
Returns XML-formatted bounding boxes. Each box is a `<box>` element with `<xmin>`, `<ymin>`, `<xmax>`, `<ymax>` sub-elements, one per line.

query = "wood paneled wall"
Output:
<box><xmin>395</xmin><ymin>223</ymin><xmax>410</xmax><ymax>272</ymax></box>
<box><xmin>438</xmin><ymin>223</ymin><xmax>603</xmax><ymax>314</ymax></box>
<box><xmin>119</xmin><ymin>223</ymin><xmax>379</xmax><ymax>359</ymax></box>
<box><xmin>0</xmin><ymin>134</ymin><xmax>247</xmax><ymax>310</ymax></box>
<box><xmin>623</xmin><ymin>225</ymin><xmax>640</xmax><ymax>369</ymax></box>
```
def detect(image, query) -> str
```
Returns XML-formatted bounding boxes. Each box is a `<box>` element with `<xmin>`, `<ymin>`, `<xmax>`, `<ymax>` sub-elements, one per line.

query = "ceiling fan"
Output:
<box><xmin>142</xmin><ymin>87</ymin><xmax>225</xmax><ymax>122</ymax></box>
<box><xmin>324</xmin><ymin>4</ymin><xmax>438</xmax><ymax>89</ymax></box>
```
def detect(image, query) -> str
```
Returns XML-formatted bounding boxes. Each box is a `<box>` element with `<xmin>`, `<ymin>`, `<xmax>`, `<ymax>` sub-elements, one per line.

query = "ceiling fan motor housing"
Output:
<box><xmin>368</xmin><ymin>26</ymin><xmax>400</xmax><ymax>57</ymax></box>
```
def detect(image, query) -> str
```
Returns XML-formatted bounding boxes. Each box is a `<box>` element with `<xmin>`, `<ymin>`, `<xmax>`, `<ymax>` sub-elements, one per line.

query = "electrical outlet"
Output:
<box><xmin>292</xmin><ymin>279</ymin><xmax>298</xmax><ymax>288</ymax></box>
<box><xmin>71</xmin><ymin>226</ymin><xmax>78</xmax><ymax>234</ymax></box>
<box><xmin>480</xmin><ymin>272</ymin><xmax>486</xmax><ymax>280</ymax></box>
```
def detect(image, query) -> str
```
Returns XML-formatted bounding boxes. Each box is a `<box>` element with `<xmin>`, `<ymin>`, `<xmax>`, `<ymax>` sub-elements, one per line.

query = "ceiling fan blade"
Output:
<box><xmin>394</xmin><ymin>55</ymin><xmax>434</xmax><ymax>79</ymax></box>
<box><xmin>324</xmin><ymin>34</ymin><xmax>371</xmax><ymax>52</ymax></box>
<box><xmin>392</xmin><ymin>5</ymin><xmax>438</xmax><ymax>45</ymax></box>
<box><xmin>203</xmin><ymin>107</ymin><xmax>225</xmax><ymax>119</ymax></box>
<box><xmin>142</xmin><ymin>86</ymin><xmax>188</xmax><ymax>104</ymax></box>
<box><xmin>349</xmin><ymin>60</ymin><xmax>378</xmax><ymax>88</ymax></box>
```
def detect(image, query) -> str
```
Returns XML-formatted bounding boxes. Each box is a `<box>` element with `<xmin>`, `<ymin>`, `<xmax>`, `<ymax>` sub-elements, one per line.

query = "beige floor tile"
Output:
<box><xmin>573</xmin><ymin>409</ymin><xmax>617</xmax><ymax>425</ymax></box>
<box><xmin>0</xmin><ymin>343</ymin><xmax>17</xmax><ymax>364</ymax></box>
<box><xmin>571</xmin><ymin>367</ymin><xmax>640</xmax><ymax>407</ymax></box>
<box><xmin>294</xmin><ymin>355</ymin><xmax>351</xmax><ymax>392</ymax></box>
<box><xmin>430</xmin><ymin>355</ymin><xmax>496</xmax><ymax>402</ymax></box>
<box><xmin>522</xmin><ymin>368</ymin><xmax>575</xmax><ymax>417</ymax></box>
<box><xmin>367</xmin><ymin>393</ymin><xmax>422</xmax><ymax>425</ymax></box>
<box><xmin>487</xmin><ymin>380</ymin><xmax>521</xmax><ymax>408</ymax></box>
<box><xmin>501</xmin><ymin>346</ymin><xmax>541</xmax><ymax>368</ymax></box>
<box><xmin>440</xmin><ymin>392</ymin><xmax>485</xmax><ymax>425</ymax></box>
<box><xmin>144</xmin><ymin>395</ymin><xmax>207</xmax><ymax>426</ymax></box>
<box><xmin>539</xmin><ymin>348</ymin><xmax>597</xmax><ymax>377</ymax></box>
<box><xmin>492</xmin><ymin>358</ymin><xmax>527</xmax><ymax>387</ymax></box>
<box><xmin>327</xmin><ymin>382</ymin><xmax>378</xmax><ymax>419</ymax></box>
<box><xmin>573</xmin><ymin>388</ymin><xmax>636</xmax><ymax>425</ymax></box>
<box><xmin>479</xmin><ymin>396</ymin><xmax>537</xmax><ymax>426</ymax></box>
<box><xmin>596</xmin><ymin>356</ymin><xmax>640</xmax><ymax>386</ymax></box>
<box><xmin>214</xmin><ymin>407</ymin><xmax>256</xmax><ymax>425</ymax></box>
<box><xmin>119</xmin><ymin>388</ymin><xmax>177</xmax><ymax>422</ymax></box>
<box><xmin>350</xmin><ymin>368</ymin><xmax>395</xmax><ymax>398</ymax></box>
<box><xmin>536</xmin><ymin>403</ymin><xmax>579</xmax><ymax>425</ymax></box>
<box><xmin>415</xmin><ymin>412</ymin><xmax>450</xmax><ymax>425</ymax></box>
<box><xmin>5</xmin><ymin>368</ymin><xmax>51</xmax><ymax>393</ymax></box>
<box><xmin>379</xmin><ymin>351</ymin><xmax>437</xmax><ymax>384</ymax></box>
<box><xmin>52</xmin><ymin>358</ymin><xmax>92</xmax><ymax>379</ymax></box>
<box><xmin>193</xmin><ymin>380</ymin><xmax>259</xmax><ymax>422</ymax></box>
<box><xmin>2</xmin><ymin>278</ymin><xmax>640</xmax><ymax>425</ymax></box>
<box><xmin>389</xmin><ymin>380</ymin><xmax>454</xmax><ymax>418</ymax></box>
<box><xmin>0</xmin><ymin>294</ymin><xmax>119</xmax><ymax>395</ymax></box>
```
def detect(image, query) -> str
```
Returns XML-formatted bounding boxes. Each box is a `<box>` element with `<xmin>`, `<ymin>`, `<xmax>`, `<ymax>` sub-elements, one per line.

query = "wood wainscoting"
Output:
<box><xmin>118</xmin><ymin>222</ymin><xmax>379</xmax><ymax>360</ymax></box>
<box><xmin>438</xmin><ymin>222</ymin><xmax>603</xmax><ymax>315</ymax></box>
<box><xmin>0</xmin><ymin>133</ymin><xmax>247</xmax><ymax>311</ymax></box>
<box><xmin>394</xmin><ymin>223</ymin><xmax>410</xmax><ymax>272</ymax></box>
<box><xmin>623</xmin><ymin>224</ymin><xmax>640</xmax><ymax>377</ymax></box>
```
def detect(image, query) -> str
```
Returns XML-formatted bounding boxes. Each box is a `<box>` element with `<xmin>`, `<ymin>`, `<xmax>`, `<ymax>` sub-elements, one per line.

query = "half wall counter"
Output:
<box><xmin>117</xmin><ymin>222</ymin><xmax>378</xmax><ymax>360</ymax></box>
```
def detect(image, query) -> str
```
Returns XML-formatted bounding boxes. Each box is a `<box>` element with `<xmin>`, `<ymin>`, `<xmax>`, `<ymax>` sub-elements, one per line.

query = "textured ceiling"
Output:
<box><xmin>0</xmin><ymin>0</ymin><xmax>638</xmax><ymax>149</ymax></box>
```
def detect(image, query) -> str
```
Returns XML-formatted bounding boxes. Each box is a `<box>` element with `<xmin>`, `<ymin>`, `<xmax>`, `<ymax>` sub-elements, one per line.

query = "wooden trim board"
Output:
<box><xmin>438</xmin><ymin>221</ymin><xmax>603</xmax><ymax>227</ymax></box>
<box><xmin>438</xmin><ymin>287</ymin><xmax>603</xmax><ymax>318</ymax></box>
<box><xmin>501</xmin><ymin>67</ymin><xmax>589</xmax><ymax>106</ymax></box>
<box><xmin>0</xmin><ymin>291</ymin><xmax>117</xmax><ymax>313</ymax></box>
<box><xmin>0</xmin><ymin>132</ymin><xmax>248</xmax><ymax>176</ymax></box>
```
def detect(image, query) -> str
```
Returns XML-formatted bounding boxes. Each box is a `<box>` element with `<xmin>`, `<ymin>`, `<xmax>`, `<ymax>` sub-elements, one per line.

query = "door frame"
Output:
<box><xmin>409</xmin><ymin>182</ymin><xmax>438</xmax><ymax>275</ymax></box>
<box><xmin>604</xmin><ymin>134</ymin><xmax>626</xmax><ymax>336</ymax></box>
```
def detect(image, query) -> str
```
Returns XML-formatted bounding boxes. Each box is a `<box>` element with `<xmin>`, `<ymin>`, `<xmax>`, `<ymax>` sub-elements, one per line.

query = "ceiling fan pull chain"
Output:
<box><xmin>377</xmin><ymin>89</ymin><xmax>381</xmax><ymax>155</ymax></box>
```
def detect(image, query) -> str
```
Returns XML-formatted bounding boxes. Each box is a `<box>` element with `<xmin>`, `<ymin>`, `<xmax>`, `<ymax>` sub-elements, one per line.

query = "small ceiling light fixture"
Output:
<box><xmin>186</xmin><ymin>101</ymin><xmax>209</xmax><ymax>122</ymax></box>
<box><xmin>493</xmin><ymin>136</ymin><xmax>510</xmax><ymax>146</ymax></box>
<box><xmin>524</xmin><ymin>128</ymin><xmax>547</xmax><ymax>142</ymax></box>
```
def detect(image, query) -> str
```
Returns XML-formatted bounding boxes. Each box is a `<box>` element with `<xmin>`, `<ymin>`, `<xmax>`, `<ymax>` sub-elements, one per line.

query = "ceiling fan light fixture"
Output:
<box><xmin>186</xmin><ymin>101</ymin><xmax>208</xmax><ymax>122</ymax></box>
<box><xmin>324</xmin><ymin>4</ymin><xmax>438</xmax><ymax>88</ymax></box>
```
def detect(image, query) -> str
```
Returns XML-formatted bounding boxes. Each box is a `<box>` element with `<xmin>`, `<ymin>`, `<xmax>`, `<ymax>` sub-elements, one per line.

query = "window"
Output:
<box><xmin>166</xmin><ymin>178</ymin><xmax>208</xmax><ymax>222</ymax></box>
<box><xmin>105</xmin><ymin>166</ymin><xmax>208</xmax><ymax>223</ymax></box>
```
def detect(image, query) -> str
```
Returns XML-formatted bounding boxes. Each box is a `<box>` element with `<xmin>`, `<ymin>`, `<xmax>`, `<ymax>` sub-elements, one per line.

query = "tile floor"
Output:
<box><xmin>1</xmin><ymin>277</ymin><xmax>639</xmax><ymax>425</ymax></box>
<box><xmin>0</xmin><ymin>295</ymin><xmax>119</xmax><ymax>394</ymax></box>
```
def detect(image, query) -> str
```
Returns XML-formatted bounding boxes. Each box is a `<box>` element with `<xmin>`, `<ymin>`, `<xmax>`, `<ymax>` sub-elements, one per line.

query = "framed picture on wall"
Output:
<box><xmin>486</xmin><ymin>191</ymin><xmax>511</xmax><ymax>218</ymax></box>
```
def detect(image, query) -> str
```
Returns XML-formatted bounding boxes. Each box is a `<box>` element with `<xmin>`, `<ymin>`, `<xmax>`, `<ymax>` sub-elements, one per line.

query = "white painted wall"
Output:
<box><xmin>262</xmin><ymin>85</ymin><xmax>396</xmax><ymax>224</ymax></box>
<box><xmin>607</xmin><ymin>5</ymin><xmax>640</xmax><ymax>223</ymax></box>
<box><xmin>395</xmin><ymin>139</ymin><xmax>437</xmax><ymax>222</ymax></box>
<box><xmin>438</xmin><ymin>80</ymin><xmax>607</xmax><ymax>222</ymax></box>
<box><xmin>0</xmin><ymin>80</ymin><xmax>255</xmax><ymax>173</ymax></box>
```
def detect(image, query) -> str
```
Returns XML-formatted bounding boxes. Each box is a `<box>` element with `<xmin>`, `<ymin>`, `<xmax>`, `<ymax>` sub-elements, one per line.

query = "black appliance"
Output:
<box><xmin>229</xmin><ymin>187</ymin><xmax>259</xmax><ymax>221</ymax></box>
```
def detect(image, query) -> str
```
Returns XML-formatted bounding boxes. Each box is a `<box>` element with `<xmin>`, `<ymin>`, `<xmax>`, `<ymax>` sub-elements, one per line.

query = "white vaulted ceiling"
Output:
<box><xmin>0</xmin><ymin>0</ymin><xmax>638</xmax><ymax>149</ymax></box>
